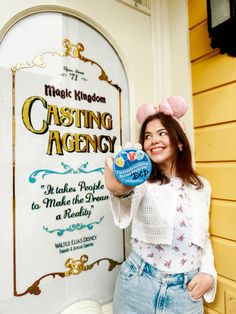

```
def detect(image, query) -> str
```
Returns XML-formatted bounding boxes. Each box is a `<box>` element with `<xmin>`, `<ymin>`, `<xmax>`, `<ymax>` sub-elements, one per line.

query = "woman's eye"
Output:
<box><xmin>145</xmin><ymin>134</ymin><xmax>151</xmax><ymax>140</ymax></box>
<box><xmin>159</xmin><ymin>131</ymin><xmax>168</xmax><ymax>136</ymax></box>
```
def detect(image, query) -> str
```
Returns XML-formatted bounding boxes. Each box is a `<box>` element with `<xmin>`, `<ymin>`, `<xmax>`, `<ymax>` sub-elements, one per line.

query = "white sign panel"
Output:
<box><xmin>0</xmin><ymin>12</ymin><xmax>130</xmax><ymax>314</ymax></box>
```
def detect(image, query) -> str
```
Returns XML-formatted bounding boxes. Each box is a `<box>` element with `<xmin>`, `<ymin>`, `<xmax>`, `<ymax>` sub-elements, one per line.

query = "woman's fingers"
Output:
<box><xmin>187</xmin><ymin>273</ymin><xmax>214</xmax><ymax>300</ymax></box>
<box><xmin>105</xmin><ymin>156</ymin><xmax>114</xmax><ymax>169</ymax></box>
<box><xmin>104</xmin><ymin>142</ymin><xmax>142</xmax><ymax>195</ymax></box>
<box><xmin>114</xmin><ymin>142</ymin><xmax>142</xmax><ymax>154</ymax></box>
<box><xmin>134</xmin><ymin>142</ymin><xmax>142</xmax><ymax>150</ymax></box>
<box><xmin>124</xmin><ymin>142</ymin><xmax>132</xmax><ymax>149</ymax></box>
<box><xmin>114</xmin><ymin>145</ymin><xmax>122</xmax><ymax>155</ymax></box>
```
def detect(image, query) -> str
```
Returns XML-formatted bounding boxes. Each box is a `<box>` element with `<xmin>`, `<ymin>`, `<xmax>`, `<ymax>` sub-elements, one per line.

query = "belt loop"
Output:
<box><xmin>138</xmin><ymin>260</ymin><xmax>145</xmax><ymax>276</ymax></box>
<box><xmin>183</xmin><ymin>273</ymin><xmax>188</xmax><ymax>290</ymax></box>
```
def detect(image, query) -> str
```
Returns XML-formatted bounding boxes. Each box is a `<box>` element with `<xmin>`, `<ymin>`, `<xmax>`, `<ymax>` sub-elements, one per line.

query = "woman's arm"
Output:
<box><xmin>104</xmin><ymin>143</ymin><xmax>143</xmax><ymax>228</ymax></box>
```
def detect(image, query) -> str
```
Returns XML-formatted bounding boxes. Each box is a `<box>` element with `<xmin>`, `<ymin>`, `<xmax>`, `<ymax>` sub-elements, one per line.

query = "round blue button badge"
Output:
<box><xmin>113</xmin><ymin>148</ymin><xmax>152</xmax><ymax>186</ymax></box>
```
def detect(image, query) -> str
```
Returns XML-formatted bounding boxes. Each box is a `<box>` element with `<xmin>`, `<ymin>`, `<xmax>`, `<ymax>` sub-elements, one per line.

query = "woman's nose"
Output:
<box><xmin>151</xmin><ymin>135</ymin><xmax>160</xmax><ymax>144</ymax></box>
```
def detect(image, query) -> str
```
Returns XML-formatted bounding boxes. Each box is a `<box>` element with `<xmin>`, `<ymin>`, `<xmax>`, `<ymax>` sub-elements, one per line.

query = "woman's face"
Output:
<box><xmin>143</xmin><ymin>118</ymin><xmax>175</xmax><ymax>174</ymax></box>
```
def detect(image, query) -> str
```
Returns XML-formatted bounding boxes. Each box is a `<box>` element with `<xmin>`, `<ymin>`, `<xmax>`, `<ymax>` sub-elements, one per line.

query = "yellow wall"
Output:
<box><xmin>188</xmin><ymin>1</ymin><xmax>236</xmax><ymax>313</ymax></box>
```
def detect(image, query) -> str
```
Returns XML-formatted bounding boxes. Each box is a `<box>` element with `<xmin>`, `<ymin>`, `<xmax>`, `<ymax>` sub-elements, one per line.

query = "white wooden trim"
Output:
<box><xmin>151</xmin><ymin>0</ymin><xmax>194</xmax><ymax>147</ymax></box>
<box><xmin>151</xmin><ymin>0</ymin><xmax>172</xmax><ymax>102</ymax></box>
<box><xmin>115</xmin><ymin>0</ymin><xmax>151</xmax><ymax>15</ymax></box>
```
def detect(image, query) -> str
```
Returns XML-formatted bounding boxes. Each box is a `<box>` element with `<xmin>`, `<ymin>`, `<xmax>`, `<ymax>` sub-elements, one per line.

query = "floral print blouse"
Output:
<box><xmin>131</xmin><ymin>177</ymin><xmax>202</xmax><ymax>273</ymax></box>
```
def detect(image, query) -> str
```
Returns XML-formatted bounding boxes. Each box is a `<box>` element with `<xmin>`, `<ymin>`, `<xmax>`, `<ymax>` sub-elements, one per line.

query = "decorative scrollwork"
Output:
<box><xmin>14</xmin><ymin>272</ymin><xmax>65</xmax><ymax>297</ymax></box>
<box><xmin>11</xmin><ymin>51</ymin><xmax>63</xmax><ymax>72</ymax></box>
<box><xmin>43</xmin><ymin>216</ymin><xmax>104</xmax><ymax>236</ymax></box>
<box><xmin>29</xmin><ymin>162</ymin><xmax>104</xmax><ymax>183</ymax></box>
<box><xmin>64</xmin><ymin>255</ymin><xmax>122</xmax><ymax>276</ymax></box>
<box><xmin>14</xmin><ymin>255</ymin><xmax>122</xmax><ymax>296</ymax></box>
<box><xmin>11</xmin><ymin>39</ymin><xmax>122</xmax><ymax>92</ymax></box>
<box><xmin>62</xmin><ymin>39</ymin><xmax>121</xmax><ymax>92</ymax></box>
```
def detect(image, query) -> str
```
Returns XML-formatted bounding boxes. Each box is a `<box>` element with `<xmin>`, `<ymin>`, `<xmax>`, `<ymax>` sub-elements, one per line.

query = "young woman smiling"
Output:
<box><xmin>104</xmin><ymin>96</ymin><xmax>217</xmax><ymax>314</ymax></box>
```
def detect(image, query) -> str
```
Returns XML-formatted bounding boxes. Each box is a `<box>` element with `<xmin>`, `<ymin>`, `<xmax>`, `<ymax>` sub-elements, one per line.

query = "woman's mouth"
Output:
<box><xmin>151</xmin><ymin>146</ymin><xmax>165</xmax><ymax>153</ymax></box>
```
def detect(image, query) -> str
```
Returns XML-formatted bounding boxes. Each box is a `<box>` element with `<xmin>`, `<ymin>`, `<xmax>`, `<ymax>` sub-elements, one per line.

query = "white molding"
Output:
<box><xmin>167</xmin><ymin>0</ymin><xmax>194</xmax><ymax>146</ymax></box>
<box><xmin>115</xmin><ymin>0</ymin><xmax>151</xmax><ymax>15</ymax></box>
<box><xmin>151</xmin><ymin>0</ymin><xmax>194</xmax><ymax>146</ymax></box>
<box><xmin>151</xmin><ymin>0</ymin><xmax>172</xmax><ymax>102</ymax></box>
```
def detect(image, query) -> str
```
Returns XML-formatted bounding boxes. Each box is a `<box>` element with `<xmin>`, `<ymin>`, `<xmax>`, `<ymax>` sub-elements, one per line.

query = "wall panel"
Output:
<box><xmin>189</xmin><ymin>1</ymin><xmax>236</xmax><ymax>312</ymax></box>
<box><xmin>192</xmin><ymin>54</ymin><xmax>236</xmax><ymax>94</ymax></box>
<box><xmin>189</xmin><ymin>21</ymin><xmax>213</xmax><ymax>61</ymax></box>
<box><xmin>195</xmin><ymin>123</ymin><xmax>236</xmax><ymax>161</ymax></box>
<box><xmin>210</xmin><ymin>276</ymin><xmax>236</xmax><ymax>314</ymax></box>
<box><xmin>212</xmin><ymin>237</ymin><xmax>236</xmax><ymax>280</ymax></box>
<box><xmin>188</xmin><ymin>0</ymin><xmax>207</xmax><ymax>28</ymax></box>
<box><xmin>210</xmin><ymin>200</ymin><xmax>236</xmax><ymax>241</ymax></box>
<box><xmin>204</xmin><ymin>306</ymin><xmax>221</xmax><ymax>314</ymax></box>
<box><xmin>196</xmin><ymin>162</ymin><xmax>236</xmax><ymax>201</ymax></box>
<box><xmin>193</xmin><ymin>84</ymin><xmax>236</xmax><ymax>127</ymax></box>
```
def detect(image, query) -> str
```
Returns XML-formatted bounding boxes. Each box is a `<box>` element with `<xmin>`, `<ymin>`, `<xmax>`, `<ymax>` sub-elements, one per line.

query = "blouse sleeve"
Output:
<box><xmin>109</xmin><ymin>184</ymin><xmax>146</xmax><ymax>229</ymax></box>
<box><xmin>199</xmin><ymin>177</ymin><xmax>217</xmax><ymax>303</ymax></box>
<box><xmin>200</xmin><ymin>235</ymin><xmax>217</xmax><ymax>303</ymax></box>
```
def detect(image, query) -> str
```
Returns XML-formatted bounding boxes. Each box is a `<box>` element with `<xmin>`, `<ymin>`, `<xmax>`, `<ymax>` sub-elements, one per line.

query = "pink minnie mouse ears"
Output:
<box><xmin>136</xmin><ymin>96</ymin><xmax>187</xmax><ymax>128</ymax></box>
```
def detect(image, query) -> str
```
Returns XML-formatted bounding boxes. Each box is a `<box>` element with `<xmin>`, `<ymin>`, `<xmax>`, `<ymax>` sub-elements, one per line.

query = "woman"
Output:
<box><xmin>104</xmin><ymin>96</ymin><xmax>217</xmax><ymax>314</ymax></box>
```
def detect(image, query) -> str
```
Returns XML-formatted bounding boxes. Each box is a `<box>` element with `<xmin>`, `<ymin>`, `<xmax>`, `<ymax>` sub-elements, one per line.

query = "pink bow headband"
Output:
<box><xmin>136</xmin><ymin>96</ymin><xmax>187</xmax><ymax>129</ymax></box>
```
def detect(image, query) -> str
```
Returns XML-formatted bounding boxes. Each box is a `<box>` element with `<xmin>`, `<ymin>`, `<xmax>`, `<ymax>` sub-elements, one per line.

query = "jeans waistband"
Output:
<box><xmin>127</xmin><ymin>250</ymin><xmax>198</xmax><ymax>286</ymax></box>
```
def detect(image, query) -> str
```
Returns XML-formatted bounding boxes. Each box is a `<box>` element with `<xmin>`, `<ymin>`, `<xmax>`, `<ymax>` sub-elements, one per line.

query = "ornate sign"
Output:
<box><xmin>0</xmin><ymin>12</ymin><xmax>130</xmax><ymax>313</ymax></box>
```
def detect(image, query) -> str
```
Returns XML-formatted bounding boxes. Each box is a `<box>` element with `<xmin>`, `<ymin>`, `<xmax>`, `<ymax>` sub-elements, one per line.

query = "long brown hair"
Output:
<box><xmin>139</xmin><ymin>112</ymin><xmax>203</xmax><ymax>189</ymax></box>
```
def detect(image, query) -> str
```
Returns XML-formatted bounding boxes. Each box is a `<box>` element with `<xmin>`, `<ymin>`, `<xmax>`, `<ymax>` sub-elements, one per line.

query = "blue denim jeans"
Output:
<box><xmin>113</xmin><ymin>251</ymin><xmax>204</xmax><ymax>314</ymax></box>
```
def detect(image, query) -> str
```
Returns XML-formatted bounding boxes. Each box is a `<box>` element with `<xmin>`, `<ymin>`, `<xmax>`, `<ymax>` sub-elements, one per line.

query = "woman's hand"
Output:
<box><xmin>104</xmin><ymin>142</ymin><xmax>142</xmax><ymax>196</ymax></box>
<box><xmin>187</xmin><ymin>272</ymin><xmax>214</xmax><ymax>300</ymax></box>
